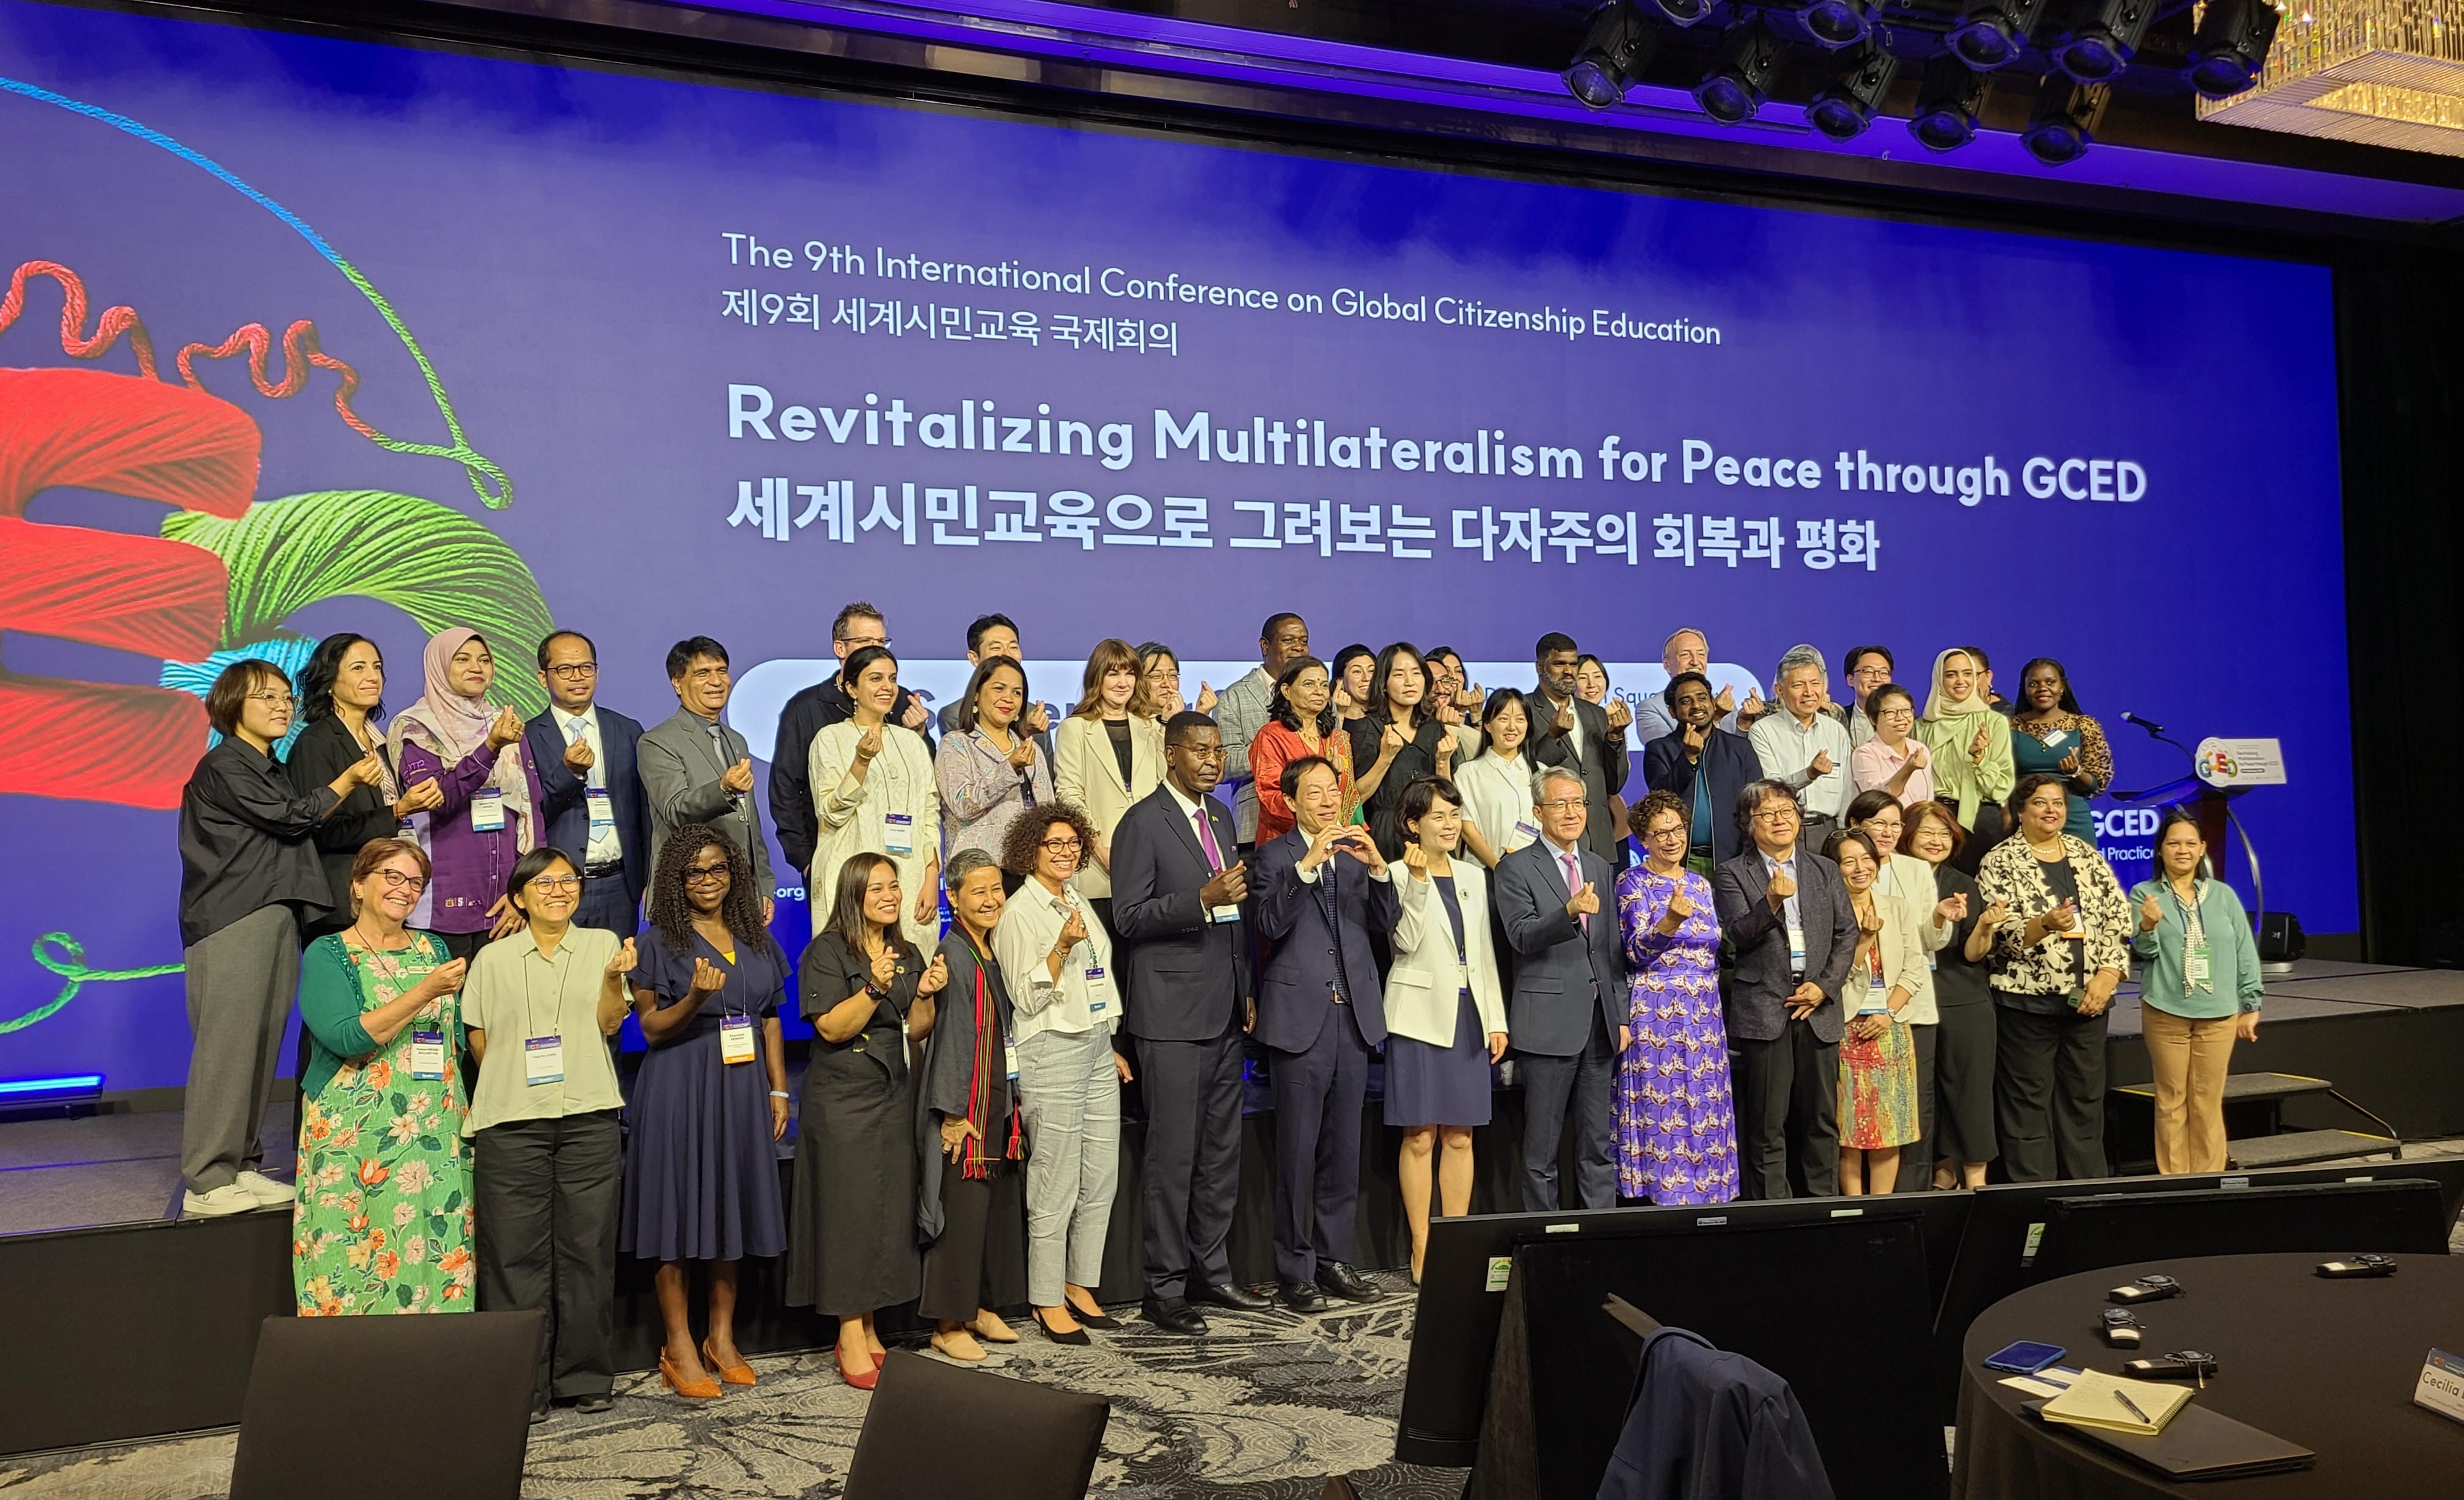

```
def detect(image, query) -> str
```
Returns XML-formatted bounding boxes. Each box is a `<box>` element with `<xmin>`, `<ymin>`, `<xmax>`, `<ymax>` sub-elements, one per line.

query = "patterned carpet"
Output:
<box><xmin>0</xmin><ymin>1273</ymin><xmax>1470</xmax><ymax>1499</ymax></box>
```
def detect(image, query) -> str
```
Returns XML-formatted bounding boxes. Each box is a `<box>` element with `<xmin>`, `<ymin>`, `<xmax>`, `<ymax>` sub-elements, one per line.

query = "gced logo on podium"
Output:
<box><xmin>2094</xmin><ymin>805</ymin><xmax>2160</xmax><ymax>865</ymax></box>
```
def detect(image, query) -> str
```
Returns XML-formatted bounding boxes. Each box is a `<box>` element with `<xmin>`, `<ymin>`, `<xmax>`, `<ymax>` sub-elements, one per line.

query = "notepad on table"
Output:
<box><xmin>2039</xmin><ymin>1369</ymin><xmax>2193</xmax><ymax>1436</ymax></box>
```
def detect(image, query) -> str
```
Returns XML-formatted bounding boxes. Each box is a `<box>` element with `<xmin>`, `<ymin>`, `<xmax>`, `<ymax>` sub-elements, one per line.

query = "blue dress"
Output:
<box><xmin>1383</xmin><ymin>875</ymin><xmax>1495</xmax><ymax>1128</ymax></box>
<box><xmin>619</xmin><ymin>924</ymin><xmax>790</xmax><ymax>1262</ymax></box>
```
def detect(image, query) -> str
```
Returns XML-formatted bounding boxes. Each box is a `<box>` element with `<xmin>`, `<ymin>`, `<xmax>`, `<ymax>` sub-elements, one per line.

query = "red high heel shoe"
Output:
<box><xmin>835</xmin><ymin>1344</ymin><xmax>879</xmax><ymax>1391</ymax></box>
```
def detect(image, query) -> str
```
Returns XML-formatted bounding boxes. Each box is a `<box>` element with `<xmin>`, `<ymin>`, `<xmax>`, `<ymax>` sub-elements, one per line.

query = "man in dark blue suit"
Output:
<box><xmin>1641</xmin><ymin>671</ymin><xmax>1766</xmax><ymax>872</ymax></box>
<box><xmin>1252</xmin><ymin>756</ymin><xmax>1399</xmax><ymax>1311</ymax></box>
<box><xmin>1495</xmin><ymin>766</ymin><xmax>1627</xmax><ymax>1211</ymax></box>
<box><xmin>1111</xmin><ymin>711</ymin><xmax>1270</xmax><ymax>1334</ymax></box>
<box><xmin>525</xmin><ymin>630</ymin><xmax>650</xmax><ymax>934</ymax></box>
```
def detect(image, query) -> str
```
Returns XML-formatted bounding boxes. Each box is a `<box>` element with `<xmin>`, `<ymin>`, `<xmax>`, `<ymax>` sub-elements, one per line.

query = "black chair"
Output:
<box><xmin>228</xmin><ymin>1310</ymin><xmax>541</xmax><ymax>1500</ymax></box>
<box><xmin>845</xmin><ymin>1350</ymin><xmax>1110</xmax><ymax>1500</ymax></box>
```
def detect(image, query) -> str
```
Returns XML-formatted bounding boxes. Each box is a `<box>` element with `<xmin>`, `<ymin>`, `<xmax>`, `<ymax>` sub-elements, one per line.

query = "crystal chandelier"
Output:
<box><xmin>2198</xmin><ymin>0</ymin><xmax>2464</xmax><ymax>156</ymax></box>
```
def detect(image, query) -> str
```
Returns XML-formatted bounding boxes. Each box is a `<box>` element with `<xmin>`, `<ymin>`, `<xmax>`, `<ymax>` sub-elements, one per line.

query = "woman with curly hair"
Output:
<box><xmin>992</xmin><ymin>801</ymin><xmax>1128</xmax><ymax>1344</ymax></box>
<box><xmin>1613</xmin><ymin>790</ymin><xmax>1738</xmax><ymax>1205</ymax></box>
<box><xmin>620</xmin><ymin>824</ymin><xmax>791</xmax><ymax>1399</ymax></box>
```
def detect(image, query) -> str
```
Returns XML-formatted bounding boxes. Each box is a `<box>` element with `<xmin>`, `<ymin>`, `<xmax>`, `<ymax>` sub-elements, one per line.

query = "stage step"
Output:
<box><xmin>2114</xmin><ymin>1071</ymin><xmax>2335</xmax><ymax>1105</ymax></box>
<box><xmin>2224</xmin><ymin>1129</ymin><xmax>2397</xmax><ymax>1169</ymax></box>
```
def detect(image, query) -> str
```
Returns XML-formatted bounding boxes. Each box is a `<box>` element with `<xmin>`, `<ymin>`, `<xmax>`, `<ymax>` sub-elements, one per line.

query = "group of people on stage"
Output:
<box><xmin>174</xmin><ymin>604</ymin><xmax>2265</xmax><ymax>1411</ymax></box>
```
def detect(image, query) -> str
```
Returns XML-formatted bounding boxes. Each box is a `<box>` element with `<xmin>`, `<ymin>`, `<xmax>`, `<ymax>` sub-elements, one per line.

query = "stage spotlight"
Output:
<box><xmin>1696</xmin><ymin>20</ymin><xmax>1784</xmax><ymax>123</ymax></box>
<box><xmin>2052</xmin><ymin>0</ymin><xmax>2152</xmax><ymax>83</ymax></box>
<box><xmin>1650</xmin><ymin>0</ymin><xmax>1714</xmax><ymax>32</ymax></box>
<box><xmin>1806</xmin><ymin>42</ymin><xmax>1901</xmax><ymax>139</ymax></box>
<box><xmin>1564</xmin><ymin>1</ymin><xmax>1661</xmax><ymax>108</ymax></box>
<box><xmin>1801</xmin><ymin>0</ymin><xmax>1876</xmax><ymax>49</ymax></box>
<box><xmin>2022</xmin><ymin>76</ymin><xmax>2110</xmax><ymax>163</ymax></box>
<box><xmin>1909</xmin><ymin>52</ymin><xmax>1991</xmax><ymax>150</ymax></box>
<box><xmin>2184</xmin><ymin>0</ymin><xmax>2279</xmax><ymax>98</ymax></box>
<box><xmin>1945</xmin><ymin>0</ymin><xmax>2045</xmax><ymax>71</ymax></box>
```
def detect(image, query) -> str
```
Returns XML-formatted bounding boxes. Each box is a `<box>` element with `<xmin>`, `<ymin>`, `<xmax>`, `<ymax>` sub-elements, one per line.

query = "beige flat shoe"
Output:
<box><xmin>931</xmin><ymin>1328</ymin><xmax>988</xmax><ymax>1362</ymax></box>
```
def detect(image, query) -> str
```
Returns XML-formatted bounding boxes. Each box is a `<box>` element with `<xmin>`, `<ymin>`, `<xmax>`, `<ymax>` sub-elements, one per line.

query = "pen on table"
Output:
<box><xmin>2112</xmin><ymin>1388</ymin><xmax>2152</xmax><ymax>1425</ymax></box>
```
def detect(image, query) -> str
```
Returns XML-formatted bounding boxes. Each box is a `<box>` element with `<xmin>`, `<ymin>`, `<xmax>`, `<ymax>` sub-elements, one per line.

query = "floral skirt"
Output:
<box><xmin>1837</xmin><ymin>1017</ymin><xmax>1920</xmax><ymax>1151</ymax></box>
<box><xmin>293</xmin><ymin>1056</ymin><xmax>475</xmax><ymax>1315</ymax></box>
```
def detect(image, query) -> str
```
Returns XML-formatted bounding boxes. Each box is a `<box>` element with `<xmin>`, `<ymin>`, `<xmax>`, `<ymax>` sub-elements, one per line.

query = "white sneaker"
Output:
<box><xmin>182</xmin><ymin>1184</ymin><xmax>263</xmax><ymax>1216</ymax></box>
<box><xmin>235</xmin><ymin>1171</ymin><xmax>296</xmax><ymax>1206</ymax></box>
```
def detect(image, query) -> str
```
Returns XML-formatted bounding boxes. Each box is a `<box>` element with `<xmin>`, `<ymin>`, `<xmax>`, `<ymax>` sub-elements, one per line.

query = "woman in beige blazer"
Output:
<box><xmin>1384</xmin><ymin>775</ymin><xmax>1509</xmax><ymax>1281</ymax></box>
<box><xmin>1050</xmin><ymin>638</ymin><xmax>1163</xmax><ymax>930</ymax></box>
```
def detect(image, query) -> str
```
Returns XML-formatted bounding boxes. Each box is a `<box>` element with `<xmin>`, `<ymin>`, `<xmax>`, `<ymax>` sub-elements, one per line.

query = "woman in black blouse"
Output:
<box><xmin>1349</xmin><ymin>642</ymin><xmax>1459</xmax><ymax>858</ymax></box>
<box><xmin>285</xmin><ymin>633</ymin><xmax>443</xmax><ymax>940</ymax></box>
<box><xmin>785</xmin><ymin>851</ymin><xmax>948</xmax><ymax>1389</ymax></box>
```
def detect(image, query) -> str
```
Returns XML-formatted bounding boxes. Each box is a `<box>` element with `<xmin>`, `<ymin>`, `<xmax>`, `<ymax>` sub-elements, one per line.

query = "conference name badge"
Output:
<box><xmin>470</xmin><ymin>788</ymin><xmax>505</xmax><ymax>832</ymax></box>
<box><xmin>2414</xmin><ymin>1349</ymin><xmax>2464</xmax><ymax>1425</ymax></box>
<box><xmin>720</xmin><ymin>1014</ymin><xmax>757</xmax><ymax>1064</ymax></box>
<box><xmin>408</xmin><ymin>1030</ymin><xmax>446</xmax><ymax>1081</ymax></box>
<box><xmin>1004</xmin><ymin>1031</ymin><xmax>1020</xmax><ymax>1083</ymax></box>
<box><xmin>1083</xmin><ymin>962</ymin><xmax>1112</xmax><ymax>1015</ymax></box>
<box><xmin>1787</xmin><ymin>923</ymin><xmax>1806</xmax><ymax>973</ymax></box>
<box><xmin>585</xmin><ymin>786</ymin><xmax>615</xmax><ymax>836</ymax></box>
<box><xmin>1861</xmin><ymin>968</ymin><xmax>1890</xmax><ymax>1016</ymax></box>
<box><xmin>883</xmin><ymin>812</ymin><xmax>914</xmax><ymax>856</ymax></box>
<box><xmin>1515</xmin><ymin>820</ymin><xmax>1541</xmax><ymax>843</ymax></box>
<box><xmin>524</xmin><ymin>1034</ymin><xmax>565</xmax><ymax>1085</ymax></box>
<box><xmin>2187</xmin><ymin>941</ymin><xmax>2213</xmax><ymax>986</ymax></box>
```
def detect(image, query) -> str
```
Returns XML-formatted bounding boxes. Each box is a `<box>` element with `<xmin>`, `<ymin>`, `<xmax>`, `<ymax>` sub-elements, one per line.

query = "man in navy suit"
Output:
<box><xmin>525</xmin><ymin>630</ymin><xmax>650</xmax><ymax>934</ymax></box>
<box><xmin>1641</xmin><ymin>672</ymin><xmax>1766</xmax><ymax>872</ymax></box>
<box><xmin>1495</xmin><ymin>767</ymin><xmax>1628</xmax><ymax>1211</ymax></box>
<box><xmin>1711</xmin><ymin>778</ymin><xmax>1858</xmax><ymax>1199</ymax></box>
<box><xmin>1111</xmin><ymin>712</ymin><xmax>1270</xmax><ymax>1334</ymax></box>
<box><xmin>1252</xmin><ymin>756</ymin><xmax>1399</xmax><ymax>1311</ymax></box>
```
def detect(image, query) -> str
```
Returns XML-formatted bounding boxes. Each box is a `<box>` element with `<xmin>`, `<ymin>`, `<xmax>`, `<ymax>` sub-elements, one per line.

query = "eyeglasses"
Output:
<box><xmin>1539</xmin><ymin>798</ymin><xmax>1585</xmax><ymax>813</ymax></box>
<box><xmin>840</xmin><ymin>634</ymin><xmax>892</xmax><ymax>651</ymax></box>
<box><xmin>1645</xmin><ymin>824</ymin><xmax>1689</xmax><ymax>841</ymax></box>
<box><xmin>683</xmin><ymin>864</ymin><xmax>732</xmax><ymax>885</ymax></box>
<box><xmin>1041</xmin><ymin>838</ymin><xmax>1084</xmax><ymax>853</ymax></box>
<box><xmin>1753</xmin><ymin>807</ymin><xmax>1801</xmax><ymax>824</ymax></box>
<box><xmin>1174</xmin><ymin>744</ymin><xmax>1225</xmax><ymax>761</ymax></box>
<box><xmin>246</xmin><ymin>690</ymin><xmax>296</xmax><ymax>707</ymax></box>
<box><xmin>373</xmin><ymin>869</ymin><xmax>426</xmax><ymax>891</ymax></box>
<box><xmin>544</xmin><ymin>663</ymin><xmax>598</xmax><ymax>680</ymax></box>
<box><xmin>528</xmin><ymin>874</ymin><xmax>582</xmax><ymax>893</ymax></box>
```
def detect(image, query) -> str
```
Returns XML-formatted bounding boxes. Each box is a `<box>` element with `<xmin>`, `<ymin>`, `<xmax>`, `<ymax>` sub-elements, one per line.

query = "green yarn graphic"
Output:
<box><xmin>2</xmin><ymin>934</ymin><xmax>183</xmax><ymax>1036</ymax></box>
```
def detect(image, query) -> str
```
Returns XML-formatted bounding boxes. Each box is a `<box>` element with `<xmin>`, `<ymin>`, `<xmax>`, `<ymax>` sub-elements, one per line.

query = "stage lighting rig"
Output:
<box><xmin>1564</xmin><ymin>1</ymin><xmax>1661</xmax><ymax>108</ymax></box>
<box><xmin>1801</xmin><ymin>0</ymin><xmax>1877</xmax><ymax>49</ymax></box>
<box><xmin>2050</xmin><ymin>0</ymin><xmax>2152</xmax><ymax>83</ymax></box>
<box><xmin>2183</xmin><ymin>0</ymin><xmax>2279</xmax><ymax>98</ymax></box>
<box><xmin>1909</xmin><ymin>51</ymin><xmax>1991</xmax><ymax>148</ymax></box>
<box><xmin>1696</xmin><ymin>19</ymin><xmax>1785</xmax><ymax>122</ymax></box>
<box><xmin>1945</xmin><ymin>0</ymin><xmax>2047</xmax><ymax>70</ymax></box>
<box><xmin>1806</xmin><ymin>41</ymin><xmax>1901</xmax><ymax>139</ymax></box>
<box><xmin>2022</xmin><ymin>76</ymin><xmax>2110</xmax><ymax>162</ymax></box>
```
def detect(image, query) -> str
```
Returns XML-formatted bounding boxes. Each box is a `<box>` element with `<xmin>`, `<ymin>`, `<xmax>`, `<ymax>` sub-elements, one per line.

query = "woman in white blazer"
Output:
<box><xmin>807</xmin><ymin>646</ymin><xmax>941</xmax><ymax>950</ymax></box>
<box><xmin>1384</xmin><ymin>775</ymin><xmax>1509</xmax><ymax>1281</ymax></box>
<box><xmin>1824</xmin><ymin>826</ymin><xmax>1929</xmax><ymax>1196</ymax></box>
<box><xmin>1050</xmin><ymin>638</ymin><xmax>1162</xmax><ymax>931</ymax></box>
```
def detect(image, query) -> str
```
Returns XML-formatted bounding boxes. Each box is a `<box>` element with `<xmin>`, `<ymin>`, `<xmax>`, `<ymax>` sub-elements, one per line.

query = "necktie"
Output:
<box><xmin>1563</xmin><ymin>849</ymin><xmax>1588</xmax><ymax>933</ymax></box>
<box><xmin>567</xmin><ymin>719</ymin><xmax>593</xmax><ymax>784</ymax></box>
<box><xmin>1194</xmin><ymin>806</ymin><xmax>1223</xmax><ymax>871</ymax></box>
<box><xmin>1316</xmin><ymin>855</ymin><xmax>1349</xmax><ymax>1001</ymax></box>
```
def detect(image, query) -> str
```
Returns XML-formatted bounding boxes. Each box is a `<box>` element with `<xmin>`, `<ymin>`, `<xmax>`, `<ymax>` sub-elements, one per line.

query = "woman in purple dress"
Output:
<box><xmin>1615</xmin><ymin>790</ymin><xmax>1740</xmax><ymax>1205</ymax></box>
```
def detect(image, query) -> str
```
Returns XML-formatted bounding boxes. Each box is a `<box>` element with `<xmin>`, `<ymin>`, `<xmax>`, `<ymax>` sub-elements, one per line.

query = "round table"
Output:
<box><xmin>1953</xmin><ymin>1252</ymin><xmax>2464</xmax><ymax>1499</ymax></box>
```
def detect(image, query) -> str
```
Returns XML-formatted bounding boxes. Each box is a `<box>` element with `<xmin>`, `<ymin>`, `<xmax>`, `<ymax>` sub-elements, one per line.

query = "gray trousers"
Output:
<box><xmin>475</xmin><ymin>1111</ymin><xmax>622</xmax><ymax>1408</ymax></box>
<box><xmin>1517</xmin><ymin>1009</ymin><xmax>1618</xmax><ymax>1212</ymax></box>
<box><xmin>181</xmin><ymin>904</ymin><xmax>299</xmax><ymax>1194</ymax></box>
<box><xmin>1018</xmin><ymin>1025</ymin><xmax>1122</xmax><ymax>1308</ymax></box>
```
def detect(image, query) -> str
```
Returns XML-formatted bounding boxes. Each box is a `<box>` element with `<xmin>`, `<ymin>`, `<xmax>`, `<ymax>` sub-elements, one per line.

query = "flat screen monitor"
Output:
<box><xmin>2035</xmin><ymin>1177</ymin><xmax>2448</xmax><ymax>1280</ymax></box>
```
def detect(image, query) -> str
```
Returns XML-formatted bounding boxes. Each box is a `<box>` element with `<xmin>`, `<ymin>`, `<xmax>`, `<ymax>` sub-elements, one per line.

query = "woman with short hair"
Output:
<box><xmin>787</xmin><ymin>851</ymin><xmax>947</xmax><ymax>1387</ymax></box>
<box><xmin>1850</xmin><ymin>682</ymin><xmax>1935</xmax><ymax>811</ymax></box>
<box><xmin>1615</xmin><ymin>789</ymin><xmax>1737</xmax><ymax>1205</ymax></box>
<box><xmin>1329</xmin><ymin>643</ymin><xmax>1376</xmax><ymax>736</ymax></box>
<box><xmin>178</xmin><ymin>657</ymin><xmax>385</xmax><ymax>1217</ymax></box>
<box><xmin>622</xmin><ymin>825</ymin><xmax>791</xmax><ymax>1398</ymax></box>
<box><xmin>2130</xmin><ymin>809</ymin><xmax>2264</xmax><ymax>1174</ymax></box>
<box><xmin>463</xmin><ymin>846</ymin><xmax>633</xmax><ymax>1416</ymax></box>
<box><xmin>294</xmin><ymin>837</ymin><xmax>474</xmax><ymax>1312</ymax></box>
<box><xmin>1132</xmin><ymin>642</ymin><xmax>1216</xmax><ymax>720</ymax></box>
<box><xmin>1901</xmin><ymin>802</ymin><xmax>2000</xmax><ymax>1189</ymax></box>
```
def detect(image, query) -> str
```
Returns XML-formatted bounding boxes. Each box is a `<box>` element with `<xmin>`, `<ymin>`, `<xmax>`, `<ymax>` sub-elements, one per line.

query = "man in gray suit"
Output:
<box><xmin>1529</xmin><ymin>631</ymin><xmax>1630</xmax><ymax>868</ymax></box>
<box><xmin>1711</xmin><ymin>778</ymin><xmax>1857</xmax><ymax>1198</ymax></box>
<box><xmin>639</xmin><ymin>635</ymin><xmax>774</xmax><ymax>923</ymax></box>
<box><xmin>1495</xmin><ymin>767</ymin><xmax>1627</xmax><ymax>1211</ymax></box>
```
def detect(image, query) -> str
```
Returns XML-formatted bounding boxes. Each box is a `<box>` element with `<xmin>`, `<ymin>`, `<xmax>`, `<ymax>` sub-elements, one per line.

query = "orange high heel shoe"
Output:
<box><xmin>659</xmin><ymin>1350</ymin><xmax>721</xmax><ymax>1399</ymax></box>
<box><xmin>702</xmin><ymin>1338</ymin><xmax>757</xmax><ymax>1387</ymax></box>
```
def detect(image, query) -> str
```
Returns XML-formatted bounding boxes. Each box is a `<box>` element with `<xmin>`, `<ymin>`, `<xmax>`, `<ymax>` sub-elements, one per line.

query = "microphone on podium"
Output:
<box><xmin>2120</xmin><ymin>711</ymin><xmax>2167</xmax><ymax>736</ymax></box>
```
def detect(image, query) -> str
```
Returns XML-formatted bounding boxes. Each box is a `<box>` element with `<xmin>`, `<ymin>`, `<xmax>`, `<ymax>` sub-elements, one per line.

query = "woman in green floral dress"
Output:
<box><xmin>293</xmin><ymin>837</ymin><xmax>477</xmax><ymax>1315</ymax></box>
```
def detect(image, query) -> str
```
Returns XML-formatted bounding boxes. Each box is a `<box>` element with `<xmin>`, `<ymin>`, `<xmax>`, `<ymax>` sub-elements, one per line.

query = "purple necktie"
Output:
<box><xmin>1194</xmin><ymin>807</ymin><xmax>1223</xmax><ymax>871</ymax></box>
<box><xmin>1563</xmin><ymin>850</ymin><xmax>1588</xmax><ymax>933</ymax></box>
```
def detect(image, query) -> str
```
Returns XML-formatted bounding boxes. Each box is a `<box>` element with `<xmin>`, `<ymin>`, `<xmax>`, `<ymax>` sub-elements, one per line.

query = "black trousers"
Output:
<box><xmin>1993</xmin><ymin>1001</ymin><xmax>2108</xmax><ymax>1182</ymax></box>
<box><xmin>1267</xmin><ymin>1001</ymin><xmax>1373</xmax><ymax>1285</ymax></box>
<box><xmin>1135</xmin><ymin>1023</ymin><xmax>1245</xmax><ymax>1301</ymax></box>
<box><xmin>919</xmin><ymin>1156</ymin><xmax>1028</xmax><ymax>1323</ymax></box>
<box><xmin>1733</xmin><ymin>1018</ymin><xmax>1841</xmax><ymax>1199</ymax></box>
<box><xmin>1517</xmin><ymin>1009</ymin><xmax>1618</xmax><ymax>1212</ymax></box>
<box><xmin>474</xmin><ymin>1110</ymin><xmax>622</xmax><ymax>1407</ymax></box>
<box><xmin>1894</xmin><ymin>1022</ymin><xmax>1939</xmax><ymax>1193</ymax></box>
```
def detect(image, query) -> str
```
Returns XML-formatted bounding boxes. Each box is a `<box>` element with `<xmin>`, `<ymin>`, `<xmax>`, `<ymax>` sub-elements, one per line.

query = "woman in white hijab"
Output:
<box><xmin>389</xmin><ymin>627</ymin><xmax>542</xmax><ymax>956</ymax></box>
<box><xmin>1913</xmin><ymin>647</ymin><xmax>2014</xmax><ymax>872</ymax></box>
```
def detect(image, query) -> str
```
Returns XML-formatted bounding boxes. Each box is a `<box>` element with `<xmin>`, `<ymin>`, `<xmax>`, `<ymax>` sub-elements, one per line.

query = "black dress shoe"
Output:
<box><xmin>1033</xmin><ymin>1308</ymin><xmax>1093</xmax><ymax>1345</ymax></box>
<box><xmin>1142</xmin><ymin>1296</ymin><xmax>1209</xmax><ymax>1336</ymax></box>
<box><xmin>1280</xmin><ymin>1281</ymin><xmax>1333</xmax><ymax>1313</ymax></box>
<box><xmin>1191</xmin><ymin>1279</ymin><xmax>1274</xmax><ymax>1312</ymax></box>
<box><xmin>575</xmin><ymin>1394</ymin><xmax>614</xmax><ymax>1414</ymax></box>
<box><xmin>1316</xmin><ymin>1260</ymin><xmax>1381</xmax><ymax>1302</ymax></box>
